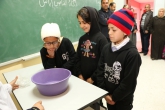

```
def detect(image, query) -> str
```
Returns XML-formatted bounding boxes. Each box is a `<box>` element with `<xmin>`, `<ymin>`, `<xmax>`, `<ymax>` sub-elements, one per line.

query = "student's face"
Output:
<box><xmin>101</xmin><ymin>0</ymin><xmax>109</xmax><ymax>11</ymax></box>
<box><xmin>108</xmin><ymin>23</ymin><xmax>125</xmax><ymax>44</ymax></box>
<box><xmin>110</xmin><ymin>4</ymin><xmax>116</xmax><ymax>12</ymax></box>
<box><xmin>78</xmin><ymin>15</ymin><xmax>91</xmax><ymax>33</ymax></box>
<box><xmin>43</xmin><ymin>37</ymin><xmax>60</xmax><ymax>51</ymax></box>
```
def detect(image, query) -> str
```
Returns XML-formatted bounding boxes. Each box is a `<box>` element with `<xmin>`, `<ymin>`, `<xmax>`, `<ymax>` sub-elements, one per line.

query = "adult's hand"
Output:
<box><xmin>9</xmin><ymin>76</ymin><xmax>19</xmax><ymax>91</ymax></box>
<box><xmin>145</xmin><ymin>30</ymin><xmax>148</xmax><ymax>33</ymax></box>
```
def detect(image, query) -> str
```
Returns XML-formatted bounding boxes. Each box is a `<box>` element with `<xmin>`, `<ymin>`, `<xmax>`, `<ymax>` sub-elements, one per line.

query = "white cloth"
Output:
<box><xmin>111</xmin><ymin>37</ymin><xmax>130</xmax><ymax>52</ymax></box>
<box><xmin>0</xmin><ymin>81</ymin><xmax>17</xmax><ymax>110</ymax></box>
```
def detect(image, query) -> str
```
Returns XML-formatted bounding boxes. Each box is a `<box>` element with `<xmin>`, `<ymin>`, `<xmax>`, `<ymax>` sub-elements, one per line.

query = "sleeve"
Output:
<box><xmin>98</xmin><ymin>11</ymin><xmax>108</xmax><ymax>26</ymax></box>
<box><xmin>40</xmin><ymin>48</ymin><xmax>56</xmax><ymax>69</ymax></box>
<box><xmin>147</xmin><ymin>12</ymin><xmax>153</xmax><ymax>31</ymax></box>
<box><xmin>91</xmin><ymin>37</ymin><xmax>108</xmax><ymax>81</ymax></box>
<box><xmin>3</xmin><ymin>84</ymin><xmax>12</xmax><ymax>93</ymax></box>
<box><xmin>96</xmin><ymin>46</ymin><xmax>107</xmax><ymax>90</ymax></box>
<box><xmin>112</xmin><ymin>53</ymin><xmax>142</xmax><ymax>102</ymax></box>
<box><xmin>62</xmin><ymin>39</ymin><xmax>76</xmax><ymax>70</ymax></box>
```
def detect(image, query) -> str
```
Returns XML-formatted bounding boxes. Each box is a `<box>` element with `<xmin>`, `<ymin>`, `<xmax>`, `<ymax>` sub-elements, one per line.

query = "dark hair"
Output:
<box><xmin>123</xmin><ymin>4</ymin><xmax>128</xmax><ymax>9</ymax></box>
<box><xmin>101</xmin><ymin>0</ymin><xmax>109</xmax><ymax>3</ymax></box>
<box><xmin>77</xmin><ymin>8</ymin><xmax>90</xmax><ymax>24</ymax></box>
<box><xmin>109</xmin><ymin>2</ymin><xmax>115</xmax><ymax>7</ymax></box>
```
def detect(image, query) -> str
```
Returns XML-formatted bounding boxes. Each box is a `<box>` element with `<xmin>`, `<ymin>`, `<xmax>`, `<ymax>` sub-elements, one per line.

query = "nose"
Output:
<box><xmin>50</xmin><ymin>43</ymin><xmax>55</xmax><ymax>48</ymax></box>
<box><xmin>108</xmin><ymin>29</ymin><xmax>112</xmax><ymax>36</ymax></box>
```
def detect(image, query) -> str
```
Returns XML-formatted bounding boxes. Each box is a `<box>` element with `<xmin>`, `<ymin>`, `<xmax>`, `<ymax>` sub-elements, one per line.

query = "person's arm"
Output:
<box><xmin>96</xmin><ymin>45</ymin><xmax>107</xmax><ymax>90</ymax></box>
<box><xmin>74</xmin><ymin>39</ymin><xmax>82</xmax><ymax>77</ymax></box>
<box><xmin>91</xmin><ymin>37</ymin><xmax>108</xmax><ymax>81</ymax></box>
<box><xmin>40</xmin><ymin>47</ymin><xmax>56</xmax><ymax>69</ymax></box>
<box><xmin>62</xmin><ymin>38</ymin><xmax>76</xmax><ymax>70</ymax></box>
<box><xmin>0</xmin><ymin>81</ymin><xmax>12</xmax><ymax>110</ymax></box>
<box><xmin>146</xmin><ymin>11</ymin><xmax>153</xmax><ymax>31</ymax></box>
<box><xmin>2</xmin><ymin>84</ymin><xmax>12</xmax><ymax>93</ymax></box>
<box><xmin>98</xmin><ymin>11</ymin><xmax>108</xmax><ymax>26</ymax></box>
<box><xmin>111</xmin><ymin>53</ymin><xmax>141</xmax><ymax>102</ymax></box>
<box><xmin>3</xmin><ymin>76</ymin><xmax>19</xmax><ymax>93</ymax></box>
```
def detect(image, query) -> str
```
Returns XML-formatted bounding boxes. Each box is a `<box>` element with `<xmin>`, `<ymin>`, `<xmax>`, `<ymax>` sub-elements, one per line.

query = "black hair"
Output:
<box><xmin>123</xmin><ymin>4</ymin><xmax>128</xmax><ymax>9</ymax></box>
<box><xmin>109</xmin><ymin>2</ymin><xmax>115</xmax><ymax>7</ymax></box>
<box><xmin>101</xmin><ymin>0</ymin><xmax>109</xmax><ymax>3</ymax></box>
<box><xmin>77</xmin><ymin>8</ymin><xmax>90</xmax><ymax>24</ymax></box>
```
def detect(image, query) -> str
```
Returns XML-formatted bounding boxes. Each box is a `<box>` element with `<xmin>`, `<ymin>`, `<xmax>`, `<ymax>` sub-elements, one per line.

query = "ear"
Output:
<box><xmin>124</xmin><ymin>33</ymin><xmax>127</xmax><ymax>36</ymax></box>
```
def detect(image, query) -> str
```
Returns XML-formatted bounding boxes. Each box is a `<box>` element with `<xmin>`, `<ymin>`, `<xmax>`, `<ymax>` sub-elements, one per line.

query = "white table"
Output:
<box><xmin>3</xmin><ymin>64</ymin><xmax>108</xmax><ymax>110</ymax></box>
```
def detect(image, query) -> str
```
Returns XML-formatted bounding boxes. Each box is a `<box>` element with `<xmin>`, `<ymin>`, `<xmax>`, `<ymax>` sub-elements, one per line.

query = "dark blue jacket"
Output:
<box><xmin>98</xmin><ymin>8</ymin><xmax>113</xmax><ymax>41</ymax></box>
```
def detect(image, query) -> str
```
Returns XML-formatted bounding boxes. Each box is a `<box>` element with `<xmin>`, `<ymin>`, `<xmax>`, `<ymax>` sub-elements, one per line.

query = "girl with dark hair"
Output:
<box><xmin>75</xmin><ymin>6</ymin><xmax>108</xmax><ymax>85</ymax></box>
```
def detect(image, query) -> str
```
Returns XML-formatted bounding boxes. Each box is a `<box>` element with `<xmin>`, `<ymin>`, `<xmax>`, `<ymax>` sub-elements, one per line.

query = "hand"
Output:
<box><xmin>33</xmin><ymin>101</ymin><xmax>45</xmax><ymax>110</ymax></box>
<box><xmin>78</xmin><ymin>74</ymin><xmax>84</xmax><ymax>80</ymax></box>
<box><xmin>145</xmin><ymin>30</ymin><xmax>148</xmax><ymax>33</ymax></box>
<box><xmin>133</xmin><ymin>30</ymin><xmax>137</xmax><ymax>33</ymax></box>
<box><xmin>46</xmin><ymin>49</ymin><xmax>55</xmax><ymax>58</ymax></box>
<box><xmin>86</xmin><ymin>78</ymin><xmax>94</xmax><ymax>84</ymax></box>
<box><xmin>9</xmin><ymin>76</ymin><xmax>19</xmax><ymax>91</ymax></box>
<box><xmin>104</xmin><ymin>95</ymin><xmax>115</xmax><ymax>105</ymax></box>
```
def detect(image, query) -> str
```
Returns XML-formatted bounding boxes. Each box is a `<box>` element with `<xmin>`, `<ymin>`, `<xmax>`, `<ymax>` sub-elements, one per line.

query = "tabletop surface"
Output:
<box><xmin>3</xmin><ymin>64</ymin><xmax>108</xmax><ymax>110</ymax></box>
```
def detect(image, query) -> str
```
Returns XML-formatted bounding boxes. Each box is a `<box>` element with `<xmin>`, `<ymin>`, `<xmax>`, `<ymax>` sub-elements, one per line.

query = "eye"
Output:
<box><xmin>82</xmin><ymin>21</ymin><xmax>87</xmax><ymax>24</ymax></box>
<box><xmin>52</xmin><ymin>41</ymin><xmax>58</xmax><ymax>45</ymax></box>
<box><xmin>113</xmin><ymin>30</ymin><xmax>116</xmax><ymax>32</ymax></box>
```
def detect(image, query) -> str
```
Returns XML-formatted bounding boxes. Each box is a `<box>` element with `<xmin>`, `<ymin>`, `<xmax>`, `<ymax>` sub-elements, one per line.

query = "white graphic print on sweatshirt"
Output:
<box><xmin>104</xmin><ymin>61</ymin><xmax>122</xmax><ymax>84</ymax></box>
<box><xmin>62</xmin><ymin>52</ymin><xmax>69</xmax><ymax>61</ymax></box>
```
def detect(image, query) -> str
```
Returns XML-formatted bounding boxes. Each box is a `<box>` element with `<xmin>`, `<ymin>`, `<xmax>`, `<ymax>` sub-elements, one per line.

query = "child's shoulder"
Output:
<box><xmin>127</xmin><ymin>47</ymin><xmax>141</xmax><ymax>59</ymax></box>
<box><xmin>61</xmin><ymin>37</ymin><xmax>72</xmax><ymax>43</ymax></box>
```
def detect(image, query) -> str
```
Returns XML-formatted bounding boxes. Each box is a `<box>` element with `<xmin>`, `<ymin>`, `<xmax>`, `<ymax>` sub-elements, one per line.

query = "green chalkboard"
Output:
<box><xmin>0</xmin><ymin>0</ymin><xmax>100</xmax><ymax>63</ymax></box>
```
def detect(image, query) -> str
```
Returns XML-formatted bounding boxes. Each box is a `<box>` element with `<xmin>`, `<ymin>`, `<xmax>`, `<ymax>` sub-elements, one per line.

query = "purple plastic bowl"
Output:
<box><xmin>31</xmin><ymin>68</ymin><xmax>71</xmax><ymax>96</ymax></box>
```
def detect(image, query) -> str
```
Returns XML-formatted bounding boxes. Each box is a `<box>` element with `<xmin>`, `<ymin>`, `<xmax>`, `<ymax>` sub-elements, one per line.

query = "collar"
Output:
<box><xmin>111</xmin><ymin>37</ymin><xmax>130</xmax><ymax>52</ymax></box>
<box><xmin>101</xmin><ymin>8</ymin><xmax>110</xmax><ymax>12</ymax></box>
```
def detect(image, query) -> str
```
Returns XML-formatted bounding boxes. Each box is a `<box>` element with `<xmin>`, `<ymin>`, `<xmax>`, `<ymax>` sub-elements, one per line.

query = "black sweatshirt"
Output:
<box><xmin>76</xmin><ymin>7</ymin><xmax>108</xmax><ymax>82</ymax></box>
<box><xmin>97</xmin><ymin>41</ymin><xmax>141</xmax><ymax>102</ymax></box>
<box><xmin>40</xmin><ymin>37</ymin><xmax>76</xmax><ymax>72</ymax></box>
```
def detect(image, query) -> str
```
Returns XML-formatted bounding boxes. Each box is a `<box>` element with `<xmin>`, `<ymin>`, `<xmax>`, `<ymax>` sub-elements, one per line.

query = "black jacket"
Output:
<box><xmin>40</xmin><ymin>37</ymin><xmax>76</xmax><ymax>72</ymax></box>
<box><xmin>76</xmin><ymin>7</ymin><xmax>108</xmax><ymax>83</ymax></box>
<box><xmin>98</xmin><ymin>8</ymin><xmax>113</xmax><ymax>40</ymax></box>
<box><xmin>97</xmin><ymin>41</ymin><xmax>141</xmax><ymax>102</ymax></box>
<box><xmin>140</xmin><ymin>10</ymin><xmax>153</xmax><ymax>31</ymax></box>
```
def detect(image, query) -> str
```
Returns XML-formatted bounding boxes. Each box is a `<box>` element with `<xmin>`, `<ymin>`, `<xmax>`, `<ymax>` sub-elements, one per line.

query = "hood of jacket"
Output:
<box><xmin>84</xmin><ymin>6</ymin><xmax>101</xmax><ymax>36</ymax></box>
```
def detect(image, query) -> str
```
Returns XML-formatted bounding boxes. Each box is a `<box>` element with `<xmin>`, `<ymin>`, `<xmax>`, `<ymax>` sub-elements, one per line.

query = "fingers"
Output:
<box><xmin>13</xmin><ymin>76</ymin><xmax>18</xmax><ymax>83</ymax></box>
<box><xmin>39</xmin><ymin>101</ymin><xmax>42</xmax><ymax>104</ymax></box>
<box><xmin>13</xmin><ymin>85</ymin><xmax>19</xmax><ymax>90</ymax></box>
<box><xmin>36</xmin><ymin>101</ymin><xmax>42</xmax><ymax>104</ymax></box>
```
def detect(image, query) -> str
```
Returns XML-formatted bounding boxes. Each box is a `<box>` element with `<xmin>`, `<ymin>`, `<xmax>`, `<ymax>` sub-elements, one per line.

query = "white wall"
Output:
<box><xmin>153</xmin><ymin>0</ymin><xmax>165</xmax><ymax>16</ymax></box>
<box><xmin>113</xmin><ymin>0</ymin><xmax>126</xmax><ymax>11</ymax></box>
